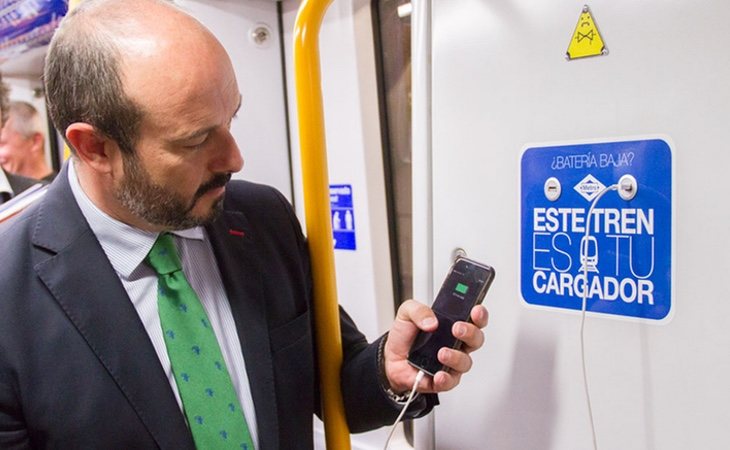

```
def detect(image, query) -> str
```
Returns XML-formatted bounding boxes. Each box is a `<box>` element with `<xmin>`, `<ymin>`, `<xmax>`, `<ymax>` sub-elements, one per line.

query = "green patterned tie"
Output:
<box><xmin>146</xmin><ymin>233</ymin><xmax>254</xmax><ymax>450</ymax></box>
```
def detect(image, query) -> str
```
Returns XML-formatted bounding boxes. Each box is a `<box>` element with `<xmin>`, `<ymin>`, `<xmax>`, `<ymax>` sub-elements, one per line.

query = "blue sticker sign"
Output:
<box><xmin>330</xmin><ymin>184</ymin><xmax>356</xmax><ymax>250</ymax></box>
<box><xmin>0</xmin><ymin>0</ymin><xmax>68</xmax><ymax>63</ymax></box>
<box><xmin>520</xmin><ymin>138</ymin><xmax>673</xmax><ymax>321</ymax></box>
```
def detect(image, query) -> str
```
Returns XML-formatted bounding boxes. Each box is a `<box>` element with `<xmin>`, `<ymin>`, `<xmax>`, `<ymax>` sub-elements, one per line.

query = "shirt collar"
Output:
<box><xmin>0</xmin><ymin>168</ymin><xmax>13</xmax><ymax>197</ymax></box>
<box><xmin>67</xmin><ymin>161</ymin><xmax>205</xmax><ymax>279</ymax></box>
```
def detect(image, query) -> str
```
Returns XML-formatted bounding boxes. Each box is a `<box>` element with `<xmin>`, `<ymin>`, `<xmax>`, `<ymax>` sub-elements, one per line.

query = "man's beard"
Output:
<box><xmin>115</xmin><ymin>153</ymin><xmax>230</xmax><ymax>230</ymax></box>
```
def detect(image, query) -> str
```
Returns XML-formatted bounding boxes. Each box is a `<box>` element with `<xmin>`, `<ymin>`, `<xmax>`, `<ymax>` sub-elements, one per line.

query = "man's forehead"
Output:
<box><xmin>83</xmin><ymin>0</ymin><xmax>240</xmax><ymax>133</ymax></box>
<box><xmin>112</xmin><ymin>35</ymin><xmax>167</xmax><ymax>59</ymax></box>
<box><xmin>142</xmin><ymin>86</ymin><xmax>241</xmax><ymax>133</ymax></box>
<box><xmin>76</xmin><ymin>0</ymin><xmax>212</xmax><ymax>59</ymax></box>
<box><xmin>118</xmin><ymin>23</ymin><xmax>230</xmax><ymax>89</ymax></box>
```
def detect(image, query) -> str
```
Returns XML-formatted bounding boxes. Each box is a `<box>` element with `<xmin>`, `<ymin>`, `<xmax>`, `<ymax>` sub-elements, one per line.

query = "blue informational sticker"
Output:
<box><xmin>330</xmin><ymin>184</ymin><xmax>356</xmax><ymax>250</ymax></box>
<box><xmin>520</xmin><ymin>138</ymin><xmax>673</xmax><ymax>321</ymax></box>
<box><xmin>0</xmin><ymin>0</ymin><xmax>68</xmax><ymax>63</ymax></box>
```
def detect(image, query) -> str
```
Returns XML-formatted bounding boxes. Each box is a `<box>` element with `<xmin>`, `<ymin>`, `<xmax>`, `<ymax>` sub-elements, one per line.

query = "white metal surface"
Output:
<box><xmin>418</xmin><ymin>0</ymin><xmax>730</xmax><ymax>448</ymax></box>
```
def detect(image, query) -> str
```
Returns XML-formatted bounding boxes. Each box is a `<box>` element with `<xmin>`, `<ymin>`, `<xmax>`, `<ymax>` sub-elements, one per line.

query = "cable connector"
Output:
<box><xmin>618</xmin><ymin>174</ymin><xmax>638</xmax><ymax>201</ymax></box>
<box><xmin>383</xmin><ymin>370</ymin><xmax>426</xmax><ymax>450</ymax></box>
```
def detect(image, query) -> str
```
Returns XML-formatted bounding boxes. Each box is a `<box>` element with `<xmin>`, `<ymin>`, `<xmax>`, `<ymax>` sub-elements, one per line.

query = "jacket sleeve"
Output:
<box><xmin>271</xmin><ymin>186</ymin><xmax>438</xmax><ymax>432</ymax></box>
<box><xmin>338</xmin><ymin>313</ymin><xmax>438</xmax><ymax>433</ymax></box>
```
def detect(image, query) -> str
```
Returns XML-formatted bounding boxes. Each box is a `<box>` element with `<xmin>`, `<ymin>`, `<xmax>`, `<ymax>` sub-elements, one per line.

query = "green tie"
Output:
<box><xmin>146</xmin><ymin>233</ymin><xmax>254</xmax><ymax>450</ymax></box>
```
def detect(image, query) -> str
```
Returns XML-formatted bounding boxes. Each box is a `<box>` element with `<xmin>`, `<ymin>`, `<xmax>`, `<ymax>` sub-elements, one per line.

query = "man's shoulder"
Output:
<box><xmin>224</xmin><ymin>179</ymin><xmax>293</xmax><ymax>214</ymax></box>
<box><xmin>0</xmin><ymin>199</ymin><xmax>40</xmax><ymax>251</ymax></box>
<box><xmin>41</xmin><ymin>171</ymin><xmax>58</xmax><ymax>183</ymax></box>
<box><xmin>222</xmin><ymin>180</ymin><xmax>304</xmax><ymax>240</ymax></box>
<box><xmin>6</xmin><ymin>171</ymin><xmax>46</xmax><ymax>194</ymax></box>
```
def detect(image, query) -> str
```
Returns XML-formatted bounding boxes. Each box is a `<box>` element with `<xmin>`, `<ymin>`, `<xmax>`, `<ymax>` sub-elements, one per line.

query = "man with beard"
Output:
<box><xmin>0</xmin><ymin>1</ymin><xmax>489</xmax><ymax>449</ymax></box>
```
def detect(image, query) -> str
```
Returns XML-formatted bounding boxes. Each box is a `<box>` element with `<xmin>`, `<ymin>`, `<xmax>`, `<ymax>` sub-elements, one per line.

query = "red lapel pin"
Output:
<box><xmin>228</xmin><ymin>229</ymin><xmax>245</xmax><ymax>237</ymax></box>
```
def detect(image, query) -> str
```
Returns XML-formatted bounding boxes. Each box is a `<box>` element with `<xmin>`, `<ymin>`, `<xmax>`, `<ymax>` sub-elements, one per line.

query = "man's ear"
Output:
<box><xmin>30</xmin><ymin>132</ymin><xmax>45</xmax><ymax>154</ymax></box>
<box><xmin>65</xmin><ymin>123</ymin><xmax>119</xmax><ymax>174</ymax></box>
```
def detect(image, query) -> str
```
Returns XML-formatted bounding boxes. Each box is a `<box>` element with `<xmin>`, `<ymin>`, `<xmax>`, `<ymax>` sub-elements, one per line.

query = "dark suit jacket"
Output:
<box><xmin>1</xmin><ymin>170</ymin><xmax>44</xmax><ymax>203</ymax></box>
<box><xmin>0</xmin><ymin>166</ymin><xmax>433</xmax><ymax>449</ymax></box>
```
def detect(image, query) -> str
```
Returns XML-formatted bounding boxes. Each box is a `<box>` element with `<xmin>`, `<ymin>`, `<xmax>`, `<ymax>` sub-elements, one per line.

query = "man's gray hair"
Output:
<box><xmin>43</xmin><ymin>0</ymin><xmax>147</xmax><ymax>155</ymax></box>
<box><xmin>6</xmin><ymin>101</ymin><xmax>44</xmax><ymax>138</ymax></box>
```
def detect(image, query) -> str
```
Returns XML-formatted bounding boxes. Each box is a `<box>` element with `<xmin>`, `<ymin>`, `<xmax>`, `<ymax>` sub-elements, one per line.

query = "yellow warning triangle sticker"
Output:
<box><xmin>566</xmin><ymin>5</ymin><xmax>607</xmax><ymax>60</ymax></box>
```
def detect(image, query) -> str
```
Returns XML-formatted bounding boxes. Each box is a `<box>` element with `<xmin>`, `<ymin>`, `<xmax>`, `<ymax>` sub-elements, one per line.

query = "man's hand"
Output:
<box><xmin>383</xmin><ymin>300</ymin><xmax>489</xmax><ymax>394</ymax></box>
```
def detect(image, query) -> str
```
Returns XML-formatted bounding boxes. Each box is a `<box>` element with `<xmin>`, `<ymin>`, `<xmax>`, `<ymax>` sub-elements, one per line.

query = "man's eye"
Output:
<box><xmin>184</xmin><ymin>135</ymin><xmax>208</xmax><ymax>148</ymax></box>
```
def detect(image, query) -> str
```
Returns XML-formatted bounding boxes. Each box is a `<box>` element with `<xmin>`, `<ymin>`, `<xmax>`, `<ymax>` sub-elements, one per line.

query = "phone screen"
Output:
<box><xmin>407</xmin><ymin>257</ymin><xmax>495</xmax><ymax>376</ymax></box>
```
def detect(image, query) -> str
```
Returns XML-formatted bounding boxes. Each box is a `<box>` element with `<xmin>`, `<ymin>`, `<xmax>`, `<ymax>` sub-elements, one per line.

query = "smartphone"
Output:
<box><xmin>407</xmin><ymin>256</ymin><xmax>495</xmax><ymax>376</ymax></box>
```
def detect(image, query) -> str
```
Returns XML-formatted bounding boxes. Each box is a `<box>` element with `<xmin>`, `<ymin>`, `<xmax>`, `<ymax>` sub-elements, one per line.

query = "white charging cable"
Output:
<box><xmin>579</xmin><ymin>183</ymin><xmax>618</xmax><ymax>450</ymax></box>
<box><xmin>383</xmin><ymin>369</ymin><xmax>426</xmax><ymax>450</ymax></box>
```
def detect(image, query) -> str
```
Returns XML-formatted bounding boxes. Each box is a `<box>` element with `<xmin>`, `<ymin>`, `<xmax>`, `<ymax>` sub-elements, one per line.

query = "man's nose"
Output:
<box><xmin>213</xmin><ymin>130</ymin><xmax>244</xmax><ymax>174</ymax></box>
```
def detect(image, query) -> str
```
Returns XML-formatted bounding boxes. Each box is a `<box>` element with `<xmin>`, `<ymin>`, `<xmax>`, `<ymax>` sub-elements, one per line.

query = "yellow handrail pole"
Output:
<box><xmin>293</xmin><ymin>1</ymin><xmax>351</xmax><ymax>449</ymax></box>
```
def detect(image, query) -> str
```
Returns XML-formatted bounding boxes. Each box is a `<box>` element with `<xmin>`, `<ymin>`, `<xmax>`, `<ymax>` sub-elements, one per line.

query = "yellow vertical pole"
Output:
<box><xmin>293</xmin><ymin>1</ymin><xmax>351</xmax><ymax>449</ymax></box>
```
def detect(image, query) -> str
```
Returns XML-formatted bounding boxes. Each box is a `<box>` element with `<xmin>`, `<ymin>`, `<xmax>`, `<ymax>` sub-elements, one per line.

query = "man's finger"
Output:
<box><xmin>438</xmin><ymin>347</ymin><xmax>473</xmax><ymax>373</ymax></box>
<box><xmin>395</xmin><ymin>299</ymin><xmax>438</xmax><ymax>332</ymax></box>
<box><xmin>452</xmin><ymin>321</ymin><xmax>485</xmax><ymax>353</ymax></box>
<box><xmin>385</xmin><ymin>300</ymin><xmax>438</xmax><ymax>360</ymax></box>
<box><xmin>432</xmin><ymin>370</ymin><xmax>462</xmax><ymax>392</ymax></box>
<box><xmin>470</xmin><ymin>305</ymin><xmax>489</xmax><ymax>328</ymax></box>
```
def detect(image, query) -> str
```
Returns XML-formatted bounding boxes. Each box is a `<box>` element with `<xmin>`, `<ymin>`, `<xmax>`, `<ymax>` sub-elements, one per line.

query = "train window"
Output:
<box><xmin>372</xmin><ymin>0</ymin><xmax>412</xmax><ymax>311</ymax></box>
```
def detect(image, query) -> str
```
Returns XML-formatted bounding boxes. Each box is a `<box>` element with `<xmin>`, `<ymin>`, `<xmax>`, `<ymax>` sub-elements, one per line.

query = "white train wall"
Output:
<box><xmin>413</xmin><ymin>0</ymin><xmax>730</xmax><ymax>449</ymax></box>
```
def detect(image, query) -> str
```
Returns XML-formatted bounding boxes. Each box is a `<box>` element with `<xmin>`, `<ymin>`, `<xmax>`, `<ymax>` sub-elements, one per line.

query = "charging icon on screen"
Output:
<box><xmin>455</xmin><ymin>283</ymin><xmax>469</xmax><ymax>295</ymax></box>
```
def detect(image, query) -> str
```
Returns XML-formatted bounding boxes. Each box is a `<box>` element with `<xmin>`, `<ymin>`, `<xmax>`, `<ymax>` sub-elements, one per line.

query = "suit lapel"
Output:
<box><xmin>207</xmin><ymin>210</ymin><xmax>279</xmax><ymax>449</ymax></box>
<box><xmin>31</xmin><ymin>168</ymin><xmax>194</xmax><ymax>450</ymax></box>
